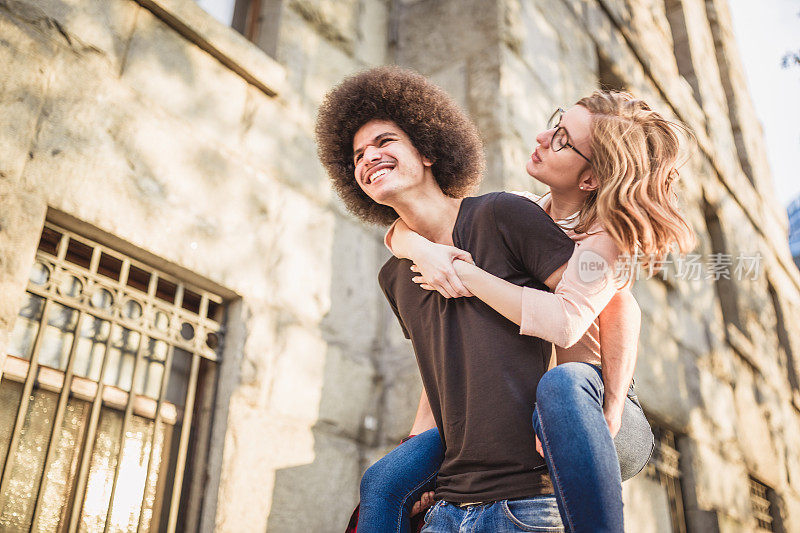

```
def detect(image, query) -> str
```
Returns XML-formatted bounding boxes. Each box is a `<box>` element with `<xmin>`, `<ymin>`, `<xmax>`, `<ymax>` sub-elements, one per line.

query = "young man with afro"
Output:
<box><xmin>316</xmin><ymin>66</ymin><xmax>575</xmax><ymax>532</ymax></box>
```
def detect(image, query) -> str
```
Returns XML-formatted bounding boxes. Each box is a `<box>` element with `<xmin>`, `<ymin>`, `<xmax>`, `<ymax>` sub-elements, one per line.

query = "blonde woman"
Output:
<box><xmin>380</xmin><ymin>92</ymin><xmax>695</xmax><ymax>532</ymax></box>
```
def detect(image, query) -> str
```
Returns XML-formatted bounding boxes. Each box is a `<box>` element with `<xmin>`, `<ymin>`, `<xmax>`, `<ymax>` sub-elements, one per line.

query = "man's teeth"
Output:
<box><xmin>368</xmin><ymin>168</ymin><xmax>391</xmax><ymax>183</ymax></box>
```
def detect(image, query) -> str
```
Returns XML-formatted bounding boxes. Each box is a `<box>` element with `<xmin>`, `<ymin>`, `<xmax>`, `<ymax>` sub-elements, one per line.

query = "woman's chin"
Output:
<box><xmin>525</xmin><ymin>166</ymin><xmax>547</xmax><ymax>186</ymax></box>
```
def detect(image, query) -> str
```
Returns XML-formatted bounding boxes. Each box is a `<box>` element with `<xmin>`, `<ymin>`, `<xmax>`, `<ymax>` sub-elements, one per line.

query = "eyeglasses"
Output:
<box><xmin>547</xmin><ymin>108</ymin><xmax>591</xmax><ymax>163</ymax></box>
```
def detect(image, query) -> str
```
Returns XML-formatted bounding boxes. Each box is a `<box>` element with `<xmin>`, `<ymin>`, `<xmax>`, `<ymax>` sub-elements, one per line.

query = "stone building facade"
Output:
<box><xmin>0</xmin><ymin>0</ymin><xmax>798</xmax><ymax>531</ymax></box>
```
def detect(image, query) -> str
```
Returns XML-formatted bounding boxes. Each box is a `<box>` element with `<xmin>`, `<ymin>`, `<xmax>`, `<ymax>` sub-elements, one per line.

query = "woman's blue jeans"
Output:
<box><xmin>357</xmin><ymin>362</ymin><xmax>653</xmax><ymax>533</ymax></box>
<box><xmin>357</xmin><ymin>428</ymin><xmax>445</xmax><ymax>533</ymax></box>
<box><xmin>532</xmin><ymin>362</ymin><xmax>654</xmax><ymax>532</ymax></box>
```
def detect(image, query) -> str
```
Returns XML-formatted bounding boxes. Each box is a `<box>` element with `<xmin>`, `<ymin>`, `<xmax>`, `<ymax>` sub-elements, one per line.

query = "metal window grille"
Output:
<box><xmin>749</xmin><ymin>477</ymin><xmax>775</xmax><ymax>531</ymax></box>
<box><xmin>1</xmin><ymin>222</ymin><xmax>224</xmax><ymax>532</ymax></box>
<box><xmin>643</xmin><ymin>426</ymin><xmax>687</xmax><ymax>533</ymax></box>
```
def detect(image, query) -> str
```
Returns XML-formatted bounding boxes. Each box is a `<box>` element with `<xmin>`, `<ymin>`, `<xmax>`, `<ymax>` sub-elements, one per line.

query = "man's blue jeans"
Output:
<box><xmin>358</xmin><ymin>362</ymin><xmax>652</xmax><ymax>533</ymax></box>
<box><xmin>421</xmin><ymin>496</ymin><xmax>564</xmax><ymax>532</ymax></box>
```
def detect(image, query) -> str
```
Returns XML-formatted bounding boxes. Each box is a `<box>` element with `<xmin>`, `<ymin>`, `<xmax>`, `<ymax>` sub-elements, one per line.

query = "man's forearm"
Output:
<box><xmin>598</xmin><ymin>289</ymin><xmax>641</xmax><ymax>420</ymax></box>
<box><xmin>409</xmin><ymin>386</ymin><xmax>437</xmax><ymax>435</ymax></box>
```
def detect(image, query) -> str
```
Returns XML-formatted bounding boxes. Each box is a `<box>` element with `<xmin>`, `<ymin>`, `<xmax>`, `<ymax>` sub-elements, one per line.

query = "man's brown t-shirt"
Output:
<box><xmin>378</xmin><ymin>192</ymin><xmax>575</xmax><ymax>503</ymax></box>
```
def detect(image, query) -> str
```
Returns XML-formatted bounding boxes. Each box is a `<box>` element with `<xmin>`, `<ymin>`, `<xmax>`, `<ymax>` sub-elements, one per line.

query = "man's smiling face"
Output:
<box><xmin>352</xmin><ymin>119</ymin><xmax>433</xmax><ymax>205</ymax></box>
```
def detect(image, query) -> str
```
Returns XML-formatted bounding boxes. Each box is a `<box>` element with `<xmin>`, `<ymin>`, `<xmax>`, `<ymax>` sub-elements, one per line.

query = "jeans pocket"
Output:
<box><xmin>422</xmin><ymin>500</ymin><xmax>442</xmax><ymax>528</ymax></box>
<box><xmin>501</xmin><ymin>497</ymin><xmax>564</xmax><ymax>532</ymax></box>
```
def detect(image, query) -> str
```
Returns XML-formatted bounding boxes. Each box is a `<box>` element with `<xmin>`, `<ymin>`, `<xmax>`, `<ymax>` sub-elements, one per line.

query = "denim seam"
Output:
<box><xmin>535</xmin><ymin>408</ymin><xmax>575</xmax><ymax>533</ymax></box>
<box><xmin>469</xmin><ymin>505</ymin><xmax>485</xmax><ymax>533</ymax></box>
<box><xmin>396</xmin><ymin>469</ymin><xmax>439</xmax><ymax>533</ymax></box>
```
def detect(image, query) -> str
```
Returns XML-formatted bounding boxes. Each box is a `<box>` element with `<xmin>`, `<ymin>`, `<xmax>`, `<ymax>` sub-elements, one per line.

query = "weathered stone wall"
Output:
<box><xmin>0</xmin><ymin>1</ymin><xmax>393</xmax><ymax>532</ymax></box>
<box><xmin>1</xmin><ymin>0</ymin><xmax>799</xmax><ymax>532</ymax></box>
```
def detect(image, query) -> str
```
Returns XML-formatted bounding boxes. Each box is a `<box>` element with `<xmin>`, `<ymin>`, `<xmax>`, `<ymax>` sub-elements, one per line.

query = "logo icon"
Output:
<box><xmin>577</xmin><ymin>249</ymin><xmax>608</xmax><ymax>283</ymax></box>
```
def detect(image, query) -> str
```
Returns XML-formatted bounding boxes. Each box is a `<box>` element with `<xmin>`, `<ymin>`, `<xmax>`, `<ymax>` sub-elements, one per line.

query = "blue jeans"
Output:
<box><xmin>358</xmin><ymin>363</ymin><xmax>652</xmax><ymax>533</ymax></box>
<box><xmin>357</xmin><ymin>428</ymin><xmax>445</xmax><ymax>533</ymax></box>
<box><xmin>421</xmin><ymin>496</ymin><xmax>564</xmax><ymax>532</ymax></box>
<box><xmin>532</xmin><ymin>362</ymin><xmax>654</xmax><ymax>532</ymax></box>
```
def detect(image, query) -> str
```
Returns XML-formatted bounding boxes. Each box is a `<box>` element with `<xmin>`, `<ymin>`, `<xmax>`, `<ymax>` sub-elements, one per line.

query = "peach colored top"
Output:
<box><xmin>384</xmin><ymin>191</ymin><xmax>628</xmax><ymax>367</ymax></box>
<box><xmin>513</xmin><ymin>191</ymin><xmax>625</xmax><ymax>366</ymax></box>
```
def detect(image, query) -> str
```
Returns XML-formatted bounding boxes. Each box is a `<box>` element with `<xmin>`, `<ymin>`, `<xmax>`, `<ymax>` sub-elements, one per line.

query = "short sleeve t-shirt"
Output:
<box><xmin>378</xmin><ymin>192</ymin><xmax>575</xmax><ymax>502</ymax></box>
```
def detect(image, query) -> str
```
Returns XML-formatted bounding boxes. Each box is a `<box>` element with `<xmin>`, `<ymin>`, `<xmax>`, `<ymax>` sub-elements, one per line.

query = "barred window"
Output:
<box><xmin>1</xmin><ymin>222</ymin><xmax>224</xmax><ymax>532</ymax></box>
<box><xmin>749</xmin><ymin>476</ymin><xmax>782</xmax><ymax>532</ymax></box>
<box><xmin>643</xmin><ymin>426</ymin><xmax>687</xmax><ymax>533</ymax></box>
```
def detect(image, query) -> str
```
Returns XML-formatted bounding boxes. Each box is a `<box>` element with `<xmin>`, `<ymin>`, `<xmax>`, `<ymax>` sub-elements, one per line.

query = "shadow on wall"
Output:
<box><xmin>264</xmin><ymin>214</ymin><xmax>390</xmax><ymax>533</ymax></box>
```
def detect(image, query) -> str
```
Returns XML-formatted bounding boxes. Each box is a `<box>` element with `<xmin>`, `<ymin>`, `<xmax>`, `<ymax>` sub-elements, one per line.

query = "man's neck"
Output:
<box><xmin>391</xmin><ymin>190</ymin><xmax>463</xmax><ymax>246</ymax></box>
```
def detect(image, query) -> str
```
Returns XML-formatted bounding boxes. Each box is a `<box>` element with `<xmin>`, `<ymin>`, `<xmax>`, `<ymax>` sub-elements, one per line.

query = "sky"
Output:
<box><xmin>195</xmin><ymin>0</ymin><xmax>800</xmax><ymax>209</ymax></box>
<box><xmin>728</xmin><ymin>0</ymin><xmax>800</xmax><ymax>208</ymax></box>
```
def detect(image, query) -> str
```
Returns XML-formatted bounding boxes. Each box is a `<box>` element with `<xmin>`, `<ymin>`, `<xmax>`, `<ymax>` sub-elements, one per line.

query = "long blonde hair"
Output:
<box><xmin>574</xmin><ymin>91</ymin><xmax>696</xmax><ymax>264</ymax></box>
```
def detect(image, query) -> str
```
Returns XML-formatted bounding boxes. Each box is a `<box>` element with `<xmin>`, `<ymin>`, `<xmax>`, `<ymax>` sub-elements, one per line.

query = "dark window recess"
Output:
<box><xmin>156</xmin><ymin>278</ymin><xmax>178</xmax><ymax>304</ymax></box>
<box><xmin>645</xmin><ymin>425</ymin><xmax>688</xmax><ymax>533</ymax></box>
<box><xmin>232</xmin><ymin>0</ymin><xmax>282</xmax><ymax>57</ymax></box>
<box><xmin>703</xmin><ymin>201</ymin><xmax>743</xmax><ymax>331</ymax></box>
<box><xmin>127</xmin><ymin>265</ymin><xmax>151</xmax><ymax>293</ymax></box>
<box><xmin>206</xmin><ymin>300</ymin><xmax>222</xmax><ymax>322</ymax></box>
<box><xmin>597</xmin><ymin>49</ymin><xmax>627</xmax><ymax>92</ymax></box>
<box><xmin>182</xmin><ymin>289</ymin><xmax>202</xmax><ymax>315</ymax></box>
<box><xmin>38</xmin><ymin>227</ymin><xmax>62</xmax><ymax>256</ymax></box>
<box><xmin>749</xmin><ymin>476</ymin><xmax>784</xmax><ymax>532</ymax></box>
<box><xmin>664</xmin><ymin>0</ymin><xmax>705</xmax><ymax>109</ymax></box>
<box><xmin>98</xmin><ymin>253</ymin><xmax>123</xmax><ymax>281</ymax></box>
<box><xmin>65</xmin><ymin>238</ymin><xmax>93</xmax><ymax>269</ymax></box>
<box><xmin>768</xmin><ymin>284</ymin><xmax>800</xmax><ymax>392</ymax></box>
<box><xmin>703</xmin><ymin>0</ymin><xmax>755</xmax><ymax>185</ymax></box>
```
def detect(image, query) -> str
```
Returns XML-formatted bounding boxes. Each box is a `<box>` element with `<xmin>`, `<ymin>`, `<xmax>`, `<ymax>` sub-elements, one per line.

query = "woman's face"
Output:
<box><xmin>526</xmin><ymin>105</ymin><xmax>593</xmax><ymax>192</ymax></box>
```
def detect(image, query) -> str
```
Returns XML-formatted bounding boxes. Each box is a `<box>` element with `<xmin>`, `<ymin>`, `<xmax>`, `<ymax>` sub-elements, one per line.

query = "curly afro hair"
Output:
<box><xmin>315</xmin><ymin>66</ymin><xmax>485</xmax><ymax>226</ymax></box>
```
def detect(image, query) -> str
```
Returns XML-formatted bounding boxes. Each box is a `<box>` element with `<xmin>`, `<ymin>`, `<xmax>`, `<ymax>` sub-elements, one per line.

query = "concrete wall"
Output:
<box><xmin>1</xmin><ymin>0</ymin><xmax>799</xmax><ymax>531</ymax></box>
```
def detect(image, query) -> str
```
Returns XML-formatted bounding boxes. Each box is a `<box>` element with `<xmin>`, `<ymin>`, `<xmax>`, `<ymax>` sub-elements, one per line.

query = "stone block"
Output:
<box><xmin>466</xmin><ymin>46</ymin><xmax>503</xmax><ymax>145</ymax></box>
<box><xmin>287</xmin><ymin>0</ymin><xmax>360</xmax><ymax>53</ymax></box>
<box><xmin>213</xmin><ymin>400</ymin><xmax>313</xmax><ymax>532</ymax></box>
<box><xmin>317</xmin><ymin>346</ymin><xmax>378</xmax><ymax>439</ymax></box>
<box><xmin>0</xmin><ymin>182</ymin><xmax>47</xmax><ymax>349</ymax></box>
<box><xmin>682</xmin><ymin>438</ymin><xmax>752</xmax><ymax>522</ymax></box>
<box><xmin>499</xmin><ymin>47</ymin><xmax>555</xmax><ymax>143</ymax></box>
<box><xmin>268</xmin><ymin>323</ymin><xmax>327</xmax><ymax>423</ymax></box>
<box><xmin>380</xmin><ymin>356</ymin><xmax>424</xmax><ymax>442</ymax></box>
<box><xmin>120</xmin><ymin>7</ymin><xmax>249</xmax><ymax>149</ymax></box>
<box><xmin>508</xmin><ymin>2</ymin><xmax>562</xmax><ymax>103</ymax></box>
<box><xmin>697</xmin><ymin>369</ymin><xmax>736</xmax><ymax>442</ymax></box>
<box><xmin>427</xmin><ymin>61</ymin><xmax>469</xmax><ymax>111</ymax></box>
<box><xmin>783</xmin><ymin>494</ymin><xmax>800</xmax><ymax>533</ymax></box>
<box><xmin>320</xmin><ymin>215</ymin><xmax>384</xmax><ymax>354</ymax></box>
<box><xmin>353</xmin><ymin>0</ymin><xmax>388</xmax><ymax>65</ymax></box>
<box><xmin>635</xmin><ymin>315</ymin><xmax>697</xmax><ymax>428</ymax></box>
<box><xmin>263</xmin><ymin>184</ymin><xmax>335</xmax><ymax>324</ymax></box>
<box><xmin>265</xmin><ymin>428</ymin><xmax>360</xmax><ymax>533</ymax></box>
<box><xmin>20</xmin><ymin>0</ymin><xmax>137</xmax><ymax>69</ymax></box>
<box><xmin>622</xmin><ymin>475</ymin><xmax>674</xmax><ymax>533</ymax></box>
<box><xmin>396</xmin><ymin>0</ymin><xmax>500</xmax><ymax>76</ymax></box>
<box><xmin>0</xmin><ymin>13</ymin><xmax>53</xmax><ymax>184</ymax></box>
<box><xmin>731</xmin><ymin>361</ymin><xmax>783</xmax><ymax>483</ymax></box>
<box><xmin>275</xmin><ymin>6</ymin><xmax>363</xmax><ymax>109</ymax></box>
<box><xmin>239</xmin><ymin>87</ymin><xmax>332</xmax><ymax>202</ymax></box>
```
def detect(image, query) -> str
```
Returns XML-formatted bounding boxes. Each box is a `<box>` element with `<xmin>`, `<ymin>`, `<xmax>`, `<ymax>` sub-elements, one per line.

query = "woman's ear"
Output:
<box><xmin>422</xmin><ymin>156</ymin><xmax>435</xmax><ymax>167</ymax></box>
<box><xmin>579</xmin><ymin>170</ymin><xmax>598</xmax><ymax>192</ymax></box>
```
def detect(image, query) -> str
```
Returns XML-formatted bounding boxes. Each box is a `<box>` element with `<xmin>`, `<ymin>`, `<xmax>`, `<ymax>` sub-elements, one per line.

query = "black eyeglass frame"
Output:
<box><xmin>547</xmin><ymin>108</ymin><xmax>592</xmax><ymax>164</ymax></box>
